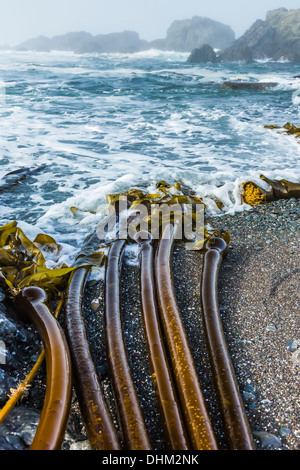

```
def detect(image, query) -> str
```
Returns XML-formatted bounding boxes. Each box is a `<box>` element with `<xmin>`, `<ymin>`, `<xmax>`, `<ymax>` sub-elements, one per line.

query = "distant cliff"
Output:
<box><xmin>219</xmin><ymin>8</ymin><xmax>300</xmax><ymax>62</ymax></box>
<box><xmin>14</xmin><ymin>15</ymin><xmax>235</xmax><ymax>54</ymax></box>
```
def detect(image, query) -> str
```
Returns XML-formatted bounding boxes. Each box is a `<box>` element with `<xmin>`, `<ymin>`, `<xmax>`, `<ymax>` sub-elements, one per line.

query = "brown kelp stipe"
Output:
<box><xmin>155</xmin><ymin>223</ymin><xmax>218</xmax><ymax>450</ymax></box>
<box><xmin>105</xmin><ymin>240</ymin><xmax>152</xmax><ymax>450</ymax></box>
<box><xmin>65</xmin><ymin>267</ymin><xmax>121</xmax><ymax>450</ymax></box>
<box><xmin>242</xmin><ymin>174</ymin><xmax>300</xmax><ymax>206</ymax></box>
<box><xmin>201</xmin><ymin>237</ymin><xmax>255</xmax><ymax>450</ymax></box>
<box><xmin>135</xmin><ymin>231</ymin><xmax>189</xmax><ymax>450</ymax></box>
<box><xmin>14</xmin><ymin>287</ymin><xmax>72</xmax><ymax>451</ymax></box>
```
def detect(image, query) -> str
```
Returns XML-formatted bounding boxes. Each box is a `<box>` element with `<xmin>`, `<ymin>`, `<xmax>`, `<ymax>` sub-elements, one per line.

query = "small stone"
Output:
<box><xmin>286</xmin><ymin>341</ymin><xmax>298</xmax><ymax>352</ymax></box>
<box><xmin>244</xmin><ymin>384</ymin><xmax>256</xmax><ymax>393</ymax></box>
<box><xmin>220</xmin><ymin>306</ymin><xmax>228</xmax><ymax>313</ymax></box>
<box><xmin>69</xmin><ymin>440</ymin><xmax>92</xmax><ymax>451</ymax></box>
<box><xmin>90</xmin><ymin>299</ymin><xmax>100</xmax><ymax>312</ymax></box>
<box><xmin>279</xmin><ymin>426</ymin><xmax>291</xmax><ymax>438</ymax></box>
<box><xmin>266</xmin><ymin>325</ymin><xmax>277</xmax><ymax>331</ymax></box>
<box><xmin>243</xmin><ymin>391</ymin><xmax>256</xmax><ymax>403</ymax></box>
<box><xmin>253</xmin><ymin>431</ymin><xmax>282</xmax><ymax>449</ymax></box>
<box><xmin>265</xmin><ymin>239</ymin><xmax>272</xmax><ymax>244</ymax></box>
<box><xmin>255</xmin><ymin>246</ymin><xmax>263</xmax><ymax>250</ymax></box>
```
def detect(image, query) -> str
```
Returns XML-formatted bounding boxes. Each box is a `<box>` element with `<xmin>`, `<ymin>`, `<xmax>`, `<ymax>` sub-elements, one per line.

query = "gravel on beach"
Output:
<box><xmin>0</xmin><ymin>198</ymin><xmax>299</xmax><ymax>450</ymax></box>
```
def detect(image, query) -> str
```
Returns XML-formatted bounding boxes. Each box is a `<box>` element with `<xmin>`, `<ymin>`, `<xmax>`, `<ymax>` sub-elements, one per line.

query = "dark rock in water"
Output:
<box><xmin>221</xmin><ymin>81</ymin><xmax>277</xmax><ymax>91</ymax></box>
<box><xmin>253</xmin><ymin>431</ymin><xmax>282</xmax><ymax>449</ymax></box>
<box><xmin>187</xmin><ymin>44</ymin><xmax>217</xmax><ymax>63</ymax></box>
<box><xmin>218</xmin><ymin>44</ymin><xmax>253</xmax><ymax>63</ymax></box>
<box><xmin>219</xmin><ymin>8</ymin><xmax>300</xmax><ymax>62</ymax></box>
<box><xmin>294</xmin><ymin>75</ymin><xmax>300</xmax><ymax>78</ymax></box>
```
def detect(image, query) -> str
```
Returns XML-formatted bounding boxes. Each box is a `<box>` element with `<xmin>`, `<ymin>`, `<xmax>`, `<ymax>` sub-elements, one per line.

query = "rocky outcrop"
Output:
<box><xmin>16</xmin><ymin>31</ymin><xmax>147</xmax><ymax>54</ymax></box>
<box><xmin>156</xmin><ymin>16</ymin><xmax>235</xmax><ymax>52</ymax></box>
<box><xmin>187</xmin><ymin>44</ymin><xmax>217</xmax><ymax>63</ymax></box>
<box><xmin>220</xmin><ymin>8</ymin><xmax>300</xmax><ymax>62</ymax></box>
<box><xmin>218</xmin><ymin>45</ymin><xmax>253</xmax><ymax>63</ymax></box>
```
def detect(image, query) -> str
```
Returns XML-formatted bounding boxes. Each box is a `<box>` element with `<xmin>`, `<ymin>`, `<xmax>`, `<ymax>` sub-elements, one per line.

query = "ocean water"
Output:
<box><xmin>0</xmin><ymin>49</ymin><xmax>299</xmax><ymax>262</ymax></box>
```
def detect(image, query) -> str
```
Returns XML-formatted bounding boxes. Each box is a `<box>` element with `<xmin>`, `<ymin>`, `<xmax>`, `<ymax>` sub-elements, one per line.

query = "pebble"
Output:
<box><xmin>286</xmin><ymin>341</ymin><xmax>298</xmax><ymax>352</ymax></box>
<box><xmin>90</xmin><ymin>299</ymin><xmax>100</xmax><ymax>312</ymax></box>
<box><xmin>69</xmin><ymin>440</ymin><xmax>91</xmax><ymax>451</ymax></box>
<box><xmin>253</xmin><ymin>431</ymin><xmax>282</xmax><ymax>449</ymax></box>
<box><xmin>244</xmin><ymin>384</ymin><xmax>256</xmax><ymax>393</ymax></box>
<box><xmin>279</xmin><ymin>426</ymin><xmax>291</xmax><ymax>438</ymax></box>
<box><xmin>266</xmin><ymin>325</ymin><xmax>277</xmax><ymax>332</ymax></box>
<box><xmin>243</xmin><ymin>391</ymin><xmax>256</xmax><ymax>403</ymax></box>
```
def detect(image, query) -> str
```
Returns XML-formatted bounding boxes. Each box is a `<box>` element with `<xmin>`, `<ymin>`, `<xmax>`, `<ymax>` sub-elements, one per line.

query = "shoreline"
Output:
<box><xmin>0</xmin><ymin>197</ymin><xmax>299</xmax><ymax>450</ymax></box>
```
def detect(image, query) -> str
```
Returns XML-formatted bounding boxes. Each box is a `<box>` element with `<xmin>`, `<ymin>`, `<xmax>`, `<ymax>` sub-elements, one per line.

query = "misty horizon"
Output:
<box><xmin>0</xmin><ymin>0</ymin><xmax>299</xmax><ymax>46</ymax></box>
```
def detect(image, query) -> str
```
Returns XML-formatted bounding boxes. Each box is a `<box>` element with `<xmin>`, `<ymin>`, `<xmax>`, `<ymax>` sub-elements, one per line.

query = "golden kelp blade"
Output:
<box><xmin>0</xmin><ymin>222</ymin><xmax>106</xmax><ymax>297</ymax></box>
<box><xmin>241</xmin><ymin>175</ymin><xmax>300</xmax><ymax>206</ymax></box>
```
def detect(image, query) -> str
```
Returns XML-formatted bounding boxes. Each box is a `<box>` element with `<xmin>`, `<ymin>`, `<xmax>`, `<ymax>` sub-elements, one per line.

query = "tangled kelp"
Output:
<box><xmin>0</xmin><ymin>221</ymin><xmax>105</xmax><ymax>298</ymax></box>
<box><xmin>242</xmin><ymin>175</ymin><xmax>300</xmax><ymax>206</ymax></box>
<box><xmin>264</xmin><ymin>122</ymin><xmax>300</xmax><ymax>141</ymax></box>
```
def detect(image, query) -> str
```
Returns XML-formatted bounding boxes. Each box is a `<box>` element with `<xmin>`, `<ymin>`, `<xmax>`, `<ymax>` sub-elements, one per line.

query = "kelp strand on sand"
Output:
<box><xmin>155</xmin><ymin>222</ymin><xmax>219</xmax><ymax>450</ymax></box>
<box><xmin>0</xmin><ymin>298</ymin><xmax>64</xmax><ymax>427</ymax></box>
<box><xmin>136</xmin><ymin>231</ymin><xmax>189</xmax><ymax>450</ymax></box>
<box><xmin>201</xmin><ymin>237</ymin><xmax>256</xmax><ymax>450</ymax></box>
<box><xmin>14</xmin><ymin>287</ymin><xmax>72</xmax><ymax>450</ymax></box>
<box><xmin>105</xmin><ymin>239</ymin><xmax>152</xmax><ymax>450</ymax></box>
<box><xmin>65</xmin><ymin>267</ymin><xmax>121</xmax><ymax>450</ymax></box>
<box><xmin>242</xmin><ymin>175</ymin><xmax>300</xmax><ymax>206</ymax></box>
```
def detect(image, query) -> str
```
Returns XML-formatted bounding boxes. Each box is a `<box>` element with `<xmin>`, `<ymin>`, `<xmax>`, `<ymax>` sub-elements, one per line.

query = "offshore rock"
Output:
<box><xmin>220</xmin><ymin>8</ymin><xmax>300</xmax><ymax>62</ymax></box>
<box><xmin>187</xmin><ymin>44</ymin><xmax>217</xmax><ymax>63</ymax></box>
<box><xmin>16</xmin><ymin>31</ymin><xmax>148</xmax><ymax>54</ymax></box>
<box><xmin>159</xmin><ymin>16</ymin><xmax>235</xmax><ymax>52</ymax></box>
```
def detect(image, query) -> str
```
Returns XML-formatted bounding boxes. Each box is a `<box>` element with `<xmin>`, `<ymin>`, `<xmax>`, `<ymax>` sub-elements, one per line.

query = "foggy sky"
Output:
<box><xmin>0</xmin><ymin>0</ymin><xmax>299</xmax><ymax>45</ymax></box>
